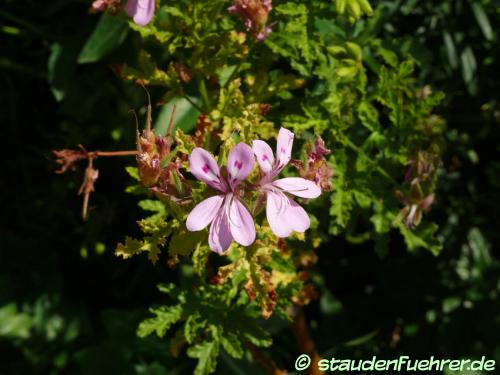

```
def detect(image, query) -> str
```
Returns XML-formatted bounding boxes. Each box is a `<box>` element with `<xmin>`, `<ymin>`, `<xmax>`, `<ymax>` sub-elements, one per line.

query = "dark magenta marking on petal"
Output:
<box><xmin>202</xmin><ymin>164</ymin><xmax>210</xmax><ymax>173</ymax></box>
<box><xmin>234</xmin><ymin>160</ymin><xmax>243</xmax><ymax>170</ymax></box>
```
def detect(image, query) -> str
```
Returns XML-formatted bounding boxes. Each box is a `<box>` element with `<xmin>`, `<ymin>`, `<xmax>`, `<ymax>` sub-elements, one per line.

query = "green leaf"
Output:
<box><xmin>443</xmin><ymin>32</ymin><xmax>458</xmax><ymax>69</ymax></box>
<box><xmin>157</xmin><ymin>283</ymin><xmax>178</xmax><ymax>296</ymax></box>
<box><xmin>169</xmin><ymin>228</ymin><xmax>202</xmax><ymax>257</ymax></box>
<box><xmin>138</xmin><ymin>200</ymin><xmax>166</xmax><ymax>220</ymax></box>
<box><xmin>265</xmin><ymin>3</ymin><xmax>315</xmax><ymax>76</ymax></box>
<box><xmin>0</xmin><ymin>304</ymin><xmax>32</xmax><ymax>339</ymax></box>
<box><xmin>442</xmin><ymin>297</ymin><xmax>461</xmax><ymax>314</ymax></box>
<box><xmin>48</xmin><ymin>41</ymin><xmax>78</xmax><ymax>101</ymax></box>
<box><xmin>187</xmin><ymin>341</ymin><xmax>219</xmax><ymax>375</ymax></box>
<box><xmin>154</xmin><ymin>96</ymin><xmax>201</xmax><ymax>134</ymax></box>
<box><xmin>192</xmin><ymin>244</ymin><xmax>211</xmax><ymax>277</ymax></box>
<box><xmin>357</xmin><ymin>101</ymin><xmax>379</xmax><ymax>131</ymax></box>
<box><xmin>125</xmin><ymin>166</ymin><xmax>140</xmax><ymax>181</ymax></box>
<box><xmin>217</xmin><ymin>65</ymin><xmax>237</xmax><ymax>87</ymax></box>
<box><xmin>460</xmin><ymin>46</ymin><xmax>477</xmax><ymax>84</ymax></box>
<box><xmin>398</xmin><ymin>222</ymin><xmax>442</xmax><ymax>255</ymax></box>
<box><xmin>241</xmin><ymin>323</ymin><xmax>272</xmax><ymax>348</ymax></box>
<box><xmin>467</xmin><ymin>227</ymin><xmax>492</xmax><ymax>268</ymax></box>
<box><xmin>343</xmin><ymin>329</ymin><xmax>379</xmax><ymax>347</ymax></box>
<box><xmin>128</xmin><ymin>21</ymin><xmax>173</xmax><ymax>44</ymax></box>
<box><xmin>471</xmin><ymin>2</ymin><xmax>493</xmax><ymax>41</ymax></box>
<box><xmin>220</xmin><ymin>332</ymin><xmax>244</xmax><ymax>359</ymax></box>
<box><xmin>114</xmin><ymin>237</ymin><xmax>144</xmax><ymax>260</ymax></box>
<box><xmin>78</xmin><ymin>14</ymin><xmax>129</xmax><ymax>64</ymax></box>
<box><xmin>137</xmin><ymin>305</ymin><xmax>183</xmax><ymax>338</ymax></box>
<box><xmin>184</xmin><ymin>313</ymin><xmax>205</xmax><ymax>344</ymax></box>
<box><xmin>115</xmin><ymin>219</ymin><xmax>172</xmax><ymax>263</ymax></box>
<box><xmin>444</xmin><ymin>367</ymin><xmax>485</xmax><ymax>375</ymax></box>
<box><xmin>337</xmin><ymin>65</ymin><xmax>359</xmax><ymax>78</ymax></box>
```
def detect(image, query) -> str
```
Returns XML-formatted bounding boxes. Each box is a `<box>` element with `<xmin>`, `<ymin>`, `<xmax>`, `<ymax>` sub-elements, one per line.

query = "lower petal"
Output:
<box><xmin>266</xmin><ymin>192</ymin><xmax>292</xmax><ymax>238</ymax></box>
<box><xmin>186</xmin><ymin>195</ymin><xmax>224</xmax><ymax>231</ymax></box>
<box><xmin>208</xmin><ymin>209</ymin><xmax>233</xmax><ymax>254</ymax></box>
<box><xmin>286</xmin><ymin>198</ymin><xmax>311</xmax><ymax>233</ymax></box>
<box><xmin>229</xmin><ymin>198</ymin><xmax>256</xmax><ymax>246</ymax></box>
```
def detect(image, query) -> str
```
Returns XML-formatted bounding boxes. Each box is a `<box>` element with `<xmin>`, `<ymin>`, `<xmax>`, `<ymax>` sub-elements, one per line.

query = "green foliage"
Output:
<box><xmin>78</xmin><ymin>14</ymin><xmax>129</xmax><ymax>64</ymax></box>
<box><xmin>107</xmin><ymin>0</ymin><xmax>448</xmax><ymax>372</ymax></box>
<box><xmin>137</xmin><ymin>304</ymin><xmax>183</xmax><ymax>338</ymax></box>
<box><xmin>187</xmin><ymin>341</ymin><xmax>219</xmax><ymax>375</ymax></box>
<box><xmin>0</xmin><ymin>304</ymin><xmax>33</xmax><ymax>339</ymax></box>
<box><xmin>115</xmin><ymin>218</ymin><xmax>171</xmax><ymax>264</ymax></box>
<box><xmin>137</xmin><ymin>282</ymin><xmax>272</xmax><ymax>374</ymax></box>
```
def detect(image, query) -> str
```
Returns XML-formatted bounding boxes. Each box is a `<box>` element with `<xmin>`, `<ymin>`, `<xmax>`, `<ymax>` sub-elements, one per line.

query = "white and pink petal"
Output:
<box><xmin>186</xmin><ymin>195</ymin><xmax>224</xmax><ymax>231</ymax></box>
<box><xmin>272</xmin><ymin>177</ymin><xmax>321</xmax><ymax>198</ymax></box>
<box><xmin>252</xmin><ymin>140</ymin><xmax>275</xmax><ymax>174</ymax></box>
<box><xmin>227</xmin><ymin>142</ymin><xmax>255</xmax><ymax>189</ymax></box>
<box><xmin>228</xmin><ymin>197</ymin><xmax>256</xmax><ymax>246</ymax></box>
<box><xmin>266</xmin><ymin>191</ymin><xmax>292</xmax><ymax>238</ymax></box>
<box><xmin>208</xmin><ymin>208</ymin><xmax>233</xmax><ymax>254</ymax></box>
<box><xmin>285</xmin><ymin>198</ymin><xmax>311</xmax><ymax>233</ymax></box>
<box><xmin>189</xmin><ymin>147</ymin><xmax>227</xmax><ymax>192</ymax></box>
<box><xmin>125</xmin><ymin>0</ymin><xmax>155</xmax><ymax>26</ymax></box>
<box><xmin>275</xmin><ymin>127</ymin><xmax>294</xmax><ymax>171</ymax></box>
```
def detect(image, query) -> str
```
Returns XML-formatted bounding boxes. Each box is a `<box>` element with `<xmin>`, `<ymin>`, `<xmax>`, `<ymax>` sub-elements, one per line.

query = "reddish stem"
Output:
<box><xmin>291</xmin><ymin>308</ymin><xmax>324</xmax><ymax>375</ymax></box>
<box><xmin>246</xmin><ymin>343</ymin><xmax>288</xmax><ymax>375</ymax></box>
<box><xmin>90</xmin><ymin>150</ymin><xmax>138</xmax><ymax>157</ymax></box>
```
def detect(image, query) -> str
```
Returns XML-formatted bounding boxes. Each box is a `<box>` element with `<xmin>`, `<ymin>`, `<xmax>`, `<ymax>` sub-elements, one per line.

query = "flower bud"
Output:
<box><xmin>137</xmin><ymin>153</ymin><xmax>160</xmax><ymax>187</ymax></box>
<box><xmin>155</xmin><ymin>135</ymin><xmax>170</xmax><ymax>160</ymax></box>
<box><xmin>228</xmin><ymin>0</ymin><xmax>273</xmax><ymax>41</ymax></box>
<box><xmin>89</xmin><ymin>0</ymin><xmax>120</xmax><ymax>13</ymax></box>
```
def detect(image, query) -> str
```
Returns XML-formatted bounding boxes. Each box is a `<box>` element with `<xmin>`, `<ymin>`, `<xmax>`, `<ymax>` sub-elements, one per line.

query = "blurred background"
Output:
<box><xmin>1</xmin><ymin>0</ymin><xmax>499</xmax><ymax>374</ymax></box>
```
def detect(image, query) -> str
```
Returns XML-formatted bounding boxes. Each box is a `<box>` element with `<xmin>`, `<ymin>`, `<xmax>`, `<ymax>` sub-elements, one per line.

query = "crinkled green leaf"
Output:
<box><xmin>187</xmin><ymin>341</ymin><xmax>219</xmax><ymax>375</ymax></box>
<box><xmin>137</xmin><ymin>305</ymin><xmax>183</xmax><ymax>338</ymax></box>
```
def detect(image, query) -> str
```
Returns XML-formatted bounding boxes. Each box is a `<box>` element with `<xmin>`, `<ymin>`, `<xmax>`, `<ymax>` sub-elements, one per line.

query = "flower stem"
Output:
<box><xmin>291</xmin><ymin>307</ymin><xmax>324</xmax><ymax>375</ymax></box>
<box><xmin>90</xmin><ymin>150</ymin><xmax>138</xmax><ymax>157</ymax></box>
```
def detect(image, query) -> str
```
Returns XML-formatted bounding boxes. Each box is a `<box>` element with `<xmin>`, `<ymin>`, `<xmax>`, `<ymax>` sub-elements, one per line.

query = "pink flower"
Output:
<box><xmin>186</xmin><ymin>143</ymin><xmax>256</xmax><ymax>254</ymax></box>
<box><xmin>253</xmin><ymin>128</ymin><xmax>321</xmax><ymax>237</ymax></box>
<box><xmin>125</xmin><ymin>0</ymin><xmax>155</xmax><ymax>26</ymax></box>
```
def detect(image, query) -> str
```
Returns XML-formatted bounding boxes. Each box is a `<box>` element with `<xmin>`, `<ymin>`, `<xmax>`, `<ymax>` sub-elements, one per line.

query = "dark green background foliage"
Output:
<box><xmin>1</xmin><ymin>0</ymin><xmax>499</xmax><ymax>374</ymax></box>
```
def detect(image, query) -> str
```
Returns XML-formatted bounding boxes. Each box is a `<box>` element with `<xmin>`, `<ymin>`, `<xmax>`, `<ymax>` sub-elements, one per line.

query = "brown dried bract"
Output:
<box><xmin>78</xmin><ymin>157</ymin><xmax>99</xmax><ymax>220</ymax></box>
<box><xmin>53</xmin><ymin>145</ymin><xmax>88</xmax><ymax>174</ymax></box>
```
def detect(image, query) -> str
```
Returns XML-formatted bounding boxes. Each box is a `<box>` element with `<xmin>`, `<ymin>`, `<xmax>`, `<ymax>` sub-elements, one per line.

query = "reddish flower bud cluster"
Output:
<box><xmin>292</xmin><ymin>136</ymin><xmax>334</xmax><ymax>192</ymax></box>
<box><xmin>137</xmin><ymin>129</ymin><xmax>161</xmax><ymax>188</ymax></box>
<box><xmin>228</xmin><ymin>0</ymin><xmax>273</xmax><ymax>41</ymax></box>
<box><xmin>397</xmin><ymin>151</ymin><xmax>440</xmax><ymax>229</ymax></box>
<box><xmin>90</xmin><ymin>0</ymin><xmax>120</xmax><ymax>13</ymax></box>
<box><xmin>136</xmin><ymin>115</ymin><xmax>192</xmax><ymax>204</ymax></box>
